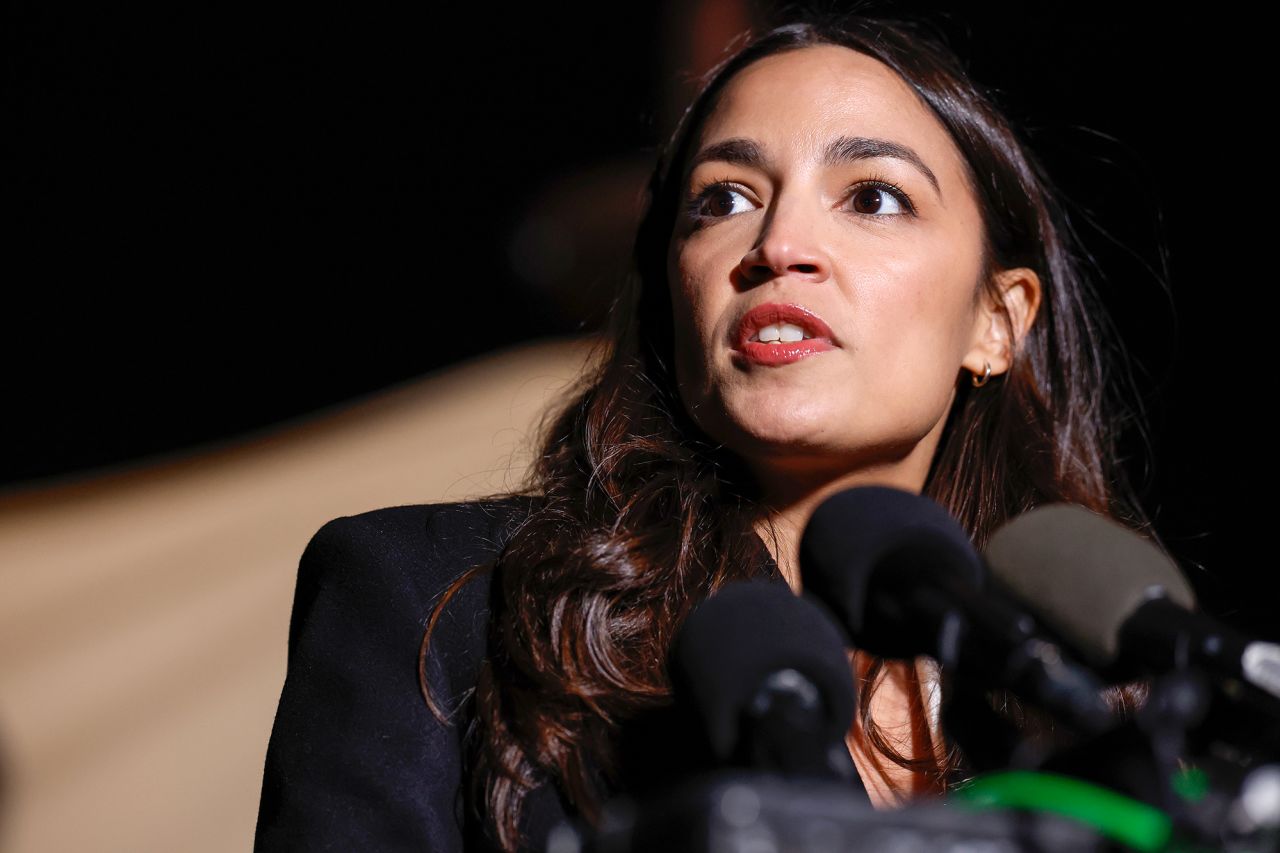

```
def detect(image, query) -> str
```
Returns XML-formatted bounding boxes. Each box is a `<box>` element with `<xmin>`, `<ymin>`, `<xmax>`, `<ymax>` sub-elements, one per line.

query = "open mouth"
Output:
<box><xmin>735</xmin><ymin>302</ymin><xmax>836</xmax><ymax>350</ymax></box>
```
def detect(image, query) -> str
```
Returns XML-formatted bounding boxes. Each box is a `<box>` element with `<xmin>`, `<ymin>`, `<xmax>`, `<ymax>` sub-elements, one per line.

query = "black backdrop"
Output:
<box><xmin>3</xmin><ymin>2</ymin><xmax>1272</xmax><ymax>637</ymax></box>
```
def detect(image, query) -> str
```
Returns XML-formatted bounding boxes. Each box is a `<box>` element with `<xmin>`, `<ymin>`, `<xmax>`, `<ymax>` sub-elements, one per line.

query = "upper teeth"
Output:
<box><xmin>752</xmin><ymin>322</ymin><xmax>812</xmax><ymax>343</ymax></box>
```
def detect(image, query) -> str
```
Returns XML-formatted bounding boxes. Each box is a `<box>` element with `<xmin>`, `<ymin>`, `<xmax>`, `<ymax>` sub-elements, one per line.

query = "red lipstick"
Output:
<box><xmin>733</xmin><ymin>302</ymin><xmax>837</xmax><ymax>366</ymax></box>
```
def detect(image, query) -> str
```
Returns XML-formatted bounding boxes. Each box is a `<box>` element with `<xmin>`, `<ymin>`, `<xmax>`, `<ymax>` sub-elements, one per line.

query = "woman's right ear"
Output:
<box><xmin>994</xmin><ymin>266</ymin><xmax>1042</xmax><ymax>356</ymax></box>
<box><xmin>965</xmin><ymin>266</ymin><xmax>1041</xmax><ymax>378</ymax></box>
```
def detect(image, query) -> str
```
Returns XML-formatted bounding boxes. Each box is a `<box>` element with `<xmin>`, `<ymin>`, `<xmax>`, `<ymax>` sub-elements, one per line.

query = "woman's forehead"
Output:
<box><xmin>692</xmin><ymin>45</ymin><xmax>959</xmax><ymax>179</ymax></box>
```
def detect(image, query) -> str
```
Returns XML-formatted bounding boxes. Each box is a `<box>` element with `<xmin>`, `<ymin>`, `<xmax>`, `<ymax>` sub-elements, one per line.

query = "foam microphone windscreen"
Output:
<box><xmin>984</xmin><ymin>503</ymin><xmax>1195</xmax><ymax>668</ymax></box>
<box><xmin>799</xmin><ymin>485</ymin><xmax>984</xmax><ymax>653</ymax></box>
<box><xmin>669</xmin><ymin>578</ymin><xmax>856</xmax><ymax>761</ymax></box>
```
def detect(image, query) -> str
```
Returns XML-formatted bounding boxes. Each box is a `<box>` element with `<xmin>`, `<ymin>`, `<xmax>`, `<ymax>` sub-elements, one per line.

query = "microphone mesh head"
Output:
<box><xmin>984</xmin><ymin>503</ymin><xmax>1194</xmax><ymax>667</ymax></box>
<box><xmin>800</xmin><ymin>485</ymin><xmax>983</xmax><ymax>653</ymax></box>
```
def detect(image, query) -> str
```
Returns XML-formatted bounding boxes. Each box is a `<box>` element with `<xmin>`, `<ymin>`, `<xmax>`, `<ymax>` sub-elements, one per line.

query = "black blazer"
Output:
<box><xmin>254</xmin><ymin>495</ymin><xmax>571</xmax><ymax>852</ymax></box>
<box><xmin>252</xmin><ymin>495</ymin><xmax>863</xmax><ymax>851</ymax></box>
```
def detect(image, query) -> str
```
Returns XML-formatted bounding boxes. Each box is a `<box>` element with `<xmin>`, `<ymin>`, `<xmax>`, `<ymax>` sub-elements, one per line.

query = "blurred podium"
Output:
<box><xmin>0</xmin><ymin>334</ymin><xmax>602</xmax><ymax>853</ymax></box>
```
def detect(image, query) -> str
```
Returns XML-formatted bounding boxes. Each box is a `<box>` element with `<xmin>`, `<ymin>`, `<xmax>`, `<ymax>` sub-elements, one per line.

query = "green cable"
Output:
<box><xmin>951</xmin><ymin>770</ymin><xmax>1172</xmax><ymax>851</ymax></box>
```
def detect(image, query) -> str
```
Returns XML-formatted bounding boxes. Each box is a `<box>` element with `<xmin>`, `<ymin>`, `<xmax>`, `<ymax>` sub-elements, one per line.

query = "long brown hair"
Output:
<box><xmin>420</xmin><ymin>11</ymin><xmax>1158</xmax><ymax>851</ymax></box>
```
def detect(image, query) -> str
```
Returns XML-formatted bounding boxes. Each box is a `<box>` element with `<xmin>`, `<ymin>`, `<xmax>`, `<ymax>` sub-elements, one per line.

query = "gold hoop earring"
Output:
<box><xmin>971</xmin><ymin>360</ymin><xmax>992</xmax><ymax>387</ymax></box>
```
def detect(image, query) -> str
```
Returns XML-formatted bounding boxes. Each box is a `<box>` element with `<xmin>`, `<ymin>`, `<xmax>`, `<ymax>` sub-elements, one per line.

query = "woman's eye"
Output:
<box><xmin>698</xmin><ymin>185</ymin><xmax>755</xmax><ymax>218</ymax></box>
<box><xmin>848</xmin><ymin>182</ymin><xmax>912</xmax><ymax>216</ymax></box>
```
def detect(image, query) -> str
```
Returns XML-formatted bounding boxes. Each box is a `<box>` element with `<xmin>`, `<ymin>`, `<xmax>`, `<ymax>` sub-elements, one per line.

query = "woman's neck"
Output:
<box><xmin>751</xmin><ymin>462</ymin><xmax>928</xmax><ymax>593</ymax></box>
<box><xmin>745</xmin><ymin>458</ymin><xmax>946</xmax><ymax>808</ymax></box>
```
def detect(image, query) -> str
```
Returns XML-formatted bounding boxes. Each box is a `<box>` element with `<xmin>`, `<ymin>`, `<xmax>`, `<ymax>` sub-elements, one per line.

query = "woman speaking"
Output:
<box><xmin>254</xmin><ymin>11</ymin><xmax>1154</xmax><ymax>852</ymax></box>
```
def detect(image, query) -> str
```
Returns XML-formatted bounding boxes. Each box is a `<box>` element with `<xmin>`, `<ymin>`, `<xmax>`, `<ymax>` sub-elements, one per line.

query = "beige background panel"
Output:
<box><xmin>0</xmin><ymin>334</ymin><xmax>603</xmax><ymax>853</ymax></box>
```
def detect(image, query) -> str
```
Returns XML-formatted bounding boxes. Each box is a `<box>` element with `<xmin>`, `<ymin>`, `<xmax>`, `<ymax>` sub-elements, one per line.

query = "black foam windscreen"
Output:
<box><xmin>799</xmin><ymin>485</ymin><xmax>984</xmax><ymax>657</ymax></box>
<box><xmin>984</xmin><ymin>503</ymin><xmax>1194</xmax><ymax>668</ymax></box>
<box><xmin>669</xmin><ymin>578</ymin><xmax>856</xmax><ymax>762</ymax></box>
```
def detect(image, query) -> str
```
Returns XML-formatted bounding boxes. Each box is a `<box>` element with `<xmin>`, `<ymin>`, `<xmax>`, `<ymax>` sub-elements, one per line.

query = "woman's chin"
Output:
<box><xmin>727</xmin><ymin>397</ymin><xmax>841</xmax><ymax>440</ymax></box>
<box><xmin>682</xmin><ymin>388</ymin><xmax>854</xmax><ymax>457</ymax></box>
<box><xmin>718</xmin><ymin>412</ymin><xmax>843</xmax><ymax>458</ymax></box>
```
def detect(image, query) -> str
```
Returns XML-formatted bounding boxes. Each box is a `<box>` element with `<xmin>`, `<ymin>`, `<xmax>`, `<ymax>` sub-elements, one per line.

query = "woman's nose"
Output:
<box><xmin>737</xmin><ymin>198</ymin><xmax>831</xmax><ymax>286</ymax></box>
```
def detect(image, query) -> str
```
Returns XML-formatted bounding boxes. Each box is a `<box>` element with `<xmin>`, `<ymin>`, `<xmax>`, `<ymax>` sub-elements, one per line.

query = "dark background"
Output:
<box><xmin>3</xmin><ymin>3</ymin><xmax>1271</xmax><ymax>635</ymax></box>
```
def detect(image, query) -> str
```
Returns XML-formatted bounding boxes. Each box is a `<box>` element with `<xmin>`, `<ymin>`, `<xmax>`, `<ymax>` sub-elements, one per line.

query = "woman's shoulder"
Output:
<box><xmin>286</xmin><ymin>493</ymin><xmax>546</xmax><ymax>698</ymax></box>
<box><xmin>256</xmin><ymin>493</ymin><xmax>550</xmax><ymax>851</ymax></box>
<box><xmin>313</xmin><ymin>492</ymin><xmax>544</xmax><ymax>550</ymax></box>
<box><xmin>333</xmin><ymin>492</ymin><xmax>545</xmax><ymax>538</ymax></box>
<box><xmin>300</xmin><ymin>493</ymin><xmax>545</xmax><ymax>602</ymax></box>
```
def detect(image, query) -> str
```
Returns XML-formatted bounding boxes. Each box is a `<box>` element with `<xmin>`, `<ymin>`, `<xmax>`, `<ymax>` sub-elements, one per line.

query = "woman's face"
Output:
<box><xmin>667</xmin><ymin>44</ymin><xmax>1007</xmax><ymax>492</ymax></box>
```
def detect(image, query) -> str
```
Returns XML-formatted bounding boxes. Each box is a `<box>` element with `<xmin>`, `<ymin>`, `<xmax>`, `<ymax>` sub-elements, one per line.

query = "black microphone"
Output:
<box><xmin>668</xmin><ymin>578</ymin><xmax>861</xmax><ymax>785</ymax></box>
<box><xmin>799</xmin><ymin>485</ymin><xmax>1115</xmax><ymax>735</ymax></box>
<box><xmin>985</xmin><ymin>503</ymin><xmax>1280</xmax><ymax>701</ymax></box>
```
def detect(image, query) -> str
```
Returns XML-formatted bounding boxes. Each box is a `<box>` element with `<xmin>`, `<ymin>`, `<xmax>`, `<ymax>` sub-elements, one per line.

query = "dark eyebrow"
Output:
<box><xmin>688</xmin><ymin>137</ymin><xmax>765</xmax><ymax>171</ymax></box>
<box><xmin>824</xmin><ymin>135</ymin><xmax>941</xmax><ymax>198</ymax></box>
<box><xmin>688</xmin><ymin>135</ymin><xmax>942</xmax><ymax>200</ymax></box>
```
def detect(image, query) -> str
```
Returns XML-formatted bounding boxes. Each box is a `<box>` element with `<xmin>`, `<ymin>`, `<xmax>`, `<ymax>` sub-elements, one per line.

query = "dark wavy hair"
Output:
<box><xmin>420</xmin><ymin>11</ymin><xmax>1156</xmax><ymax>851</ymax></box>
